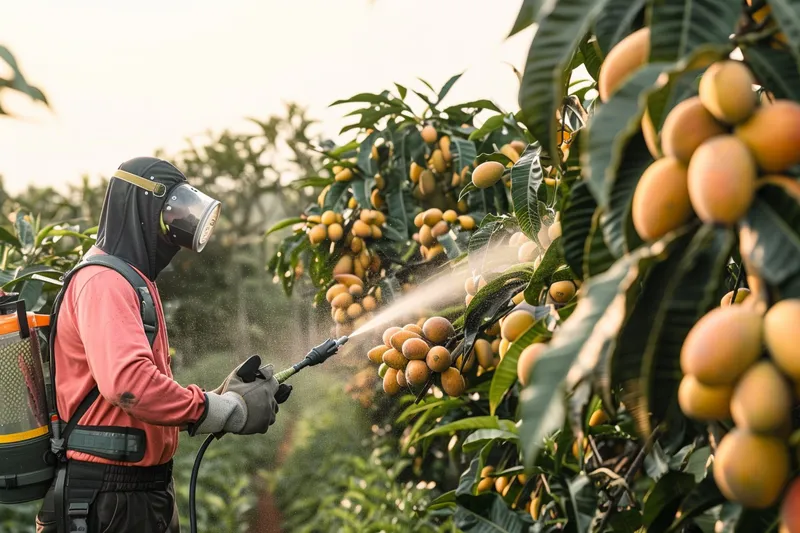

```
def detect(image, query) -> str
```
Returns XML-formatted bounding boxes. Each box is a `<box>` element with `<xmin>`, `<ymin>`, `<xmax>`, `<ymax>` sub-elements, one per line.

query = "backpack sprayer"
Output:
<box><xmin>188</xmin><ymin>335</ymin><xmax>349</xmax><ymax>533</ymax></box>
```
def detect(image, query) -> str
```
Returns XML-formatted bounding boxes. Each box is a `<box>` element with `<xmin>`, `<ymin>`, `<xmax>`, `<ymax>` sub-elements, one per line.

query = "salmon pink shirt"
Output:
<box><xmin>53</xmin><ymin>247</ymin><xmax>206</xmax><ymax>466</ymax></box>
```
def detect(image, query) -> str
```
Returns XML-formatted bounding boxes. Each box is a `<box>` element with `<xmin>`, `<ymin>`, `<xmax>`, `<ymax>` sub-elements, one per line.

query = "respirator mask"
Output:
<box><xmin>112</xmin><ymin>169</ymin><xmax>222</xmax><ymax>252</ymax></box>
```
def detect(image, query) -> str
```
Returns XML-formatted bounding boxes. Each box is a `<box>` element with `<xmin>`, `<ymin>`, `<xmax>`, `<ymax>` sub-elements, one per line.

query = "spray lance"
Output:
<box><xmin>188</xmin><ymin>335</ymin><xmax>349</xmax><ymax>533</ymax></box>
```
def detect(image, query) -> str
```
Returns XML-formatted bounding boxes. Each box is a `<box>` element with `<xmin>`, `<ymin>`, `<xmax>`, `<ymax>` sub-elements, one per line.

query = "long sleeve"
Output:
<box><xmin>72</xmin><ymin>270</ymin><xmax>207</xmax><ymax>426</ymax></box>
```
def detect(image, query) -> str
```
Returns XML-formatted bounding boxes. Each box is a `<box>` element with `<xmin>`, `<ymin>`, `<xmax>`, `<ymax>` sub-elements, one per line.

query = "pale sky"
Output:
<box><xmin>0</xmin><ymin>1</ymin><xmax>534</xmax><ymax>195</ymax></box>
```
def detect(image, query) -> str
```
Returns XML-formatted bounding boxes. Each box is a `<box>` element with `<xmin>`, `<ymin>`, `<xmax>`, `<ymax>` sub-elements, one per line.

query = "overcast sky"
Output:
<box><xmin>0</xmin><ymin>1</ymin><xmax>534</xmax><ymax>194</ymax></box>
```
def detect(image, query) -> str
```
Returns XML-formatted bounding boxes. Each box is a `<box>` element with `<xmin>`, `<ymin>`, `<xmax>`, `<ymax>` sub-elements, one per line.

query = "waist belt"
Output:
<box><xmin>54</xmin><ymin>459</ymin><xmax>174</xmax><ymax>533</ymax></box>
<box><xmin>67</xmin><ymin>425</ymin><xmax>146</xmax><ymax>464</ymax></box>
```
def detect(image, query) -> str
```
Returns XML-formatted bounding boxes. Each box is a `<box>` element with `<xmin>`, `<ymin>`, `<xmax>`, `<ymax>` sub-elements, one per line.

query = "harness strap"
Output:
<box><xmin>49</xmin><ymin>254</ymin><xmax>159</xmax><ymax>533</ymax></box>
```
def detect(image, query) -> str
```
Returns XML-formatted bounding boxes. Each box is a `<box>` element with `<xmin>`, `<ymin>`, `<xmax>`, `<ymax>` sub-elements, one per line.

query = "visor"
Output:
<box><xmin>111</xmin><ymin>169</ymin><xmax>221</xmax><ymax>252</ymax></box>
<box><xmin>161</xmin><ymin>184</ymin><xmax>221</xmax><ymax>252</ymax></box>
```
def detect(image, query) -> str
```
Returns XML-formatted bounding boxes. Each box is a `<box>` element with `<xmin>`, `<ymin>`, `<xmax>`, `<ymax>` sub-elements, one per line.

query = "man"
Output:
<box><xmin>35</xmin><ymin>156</ymin><xmax>290</xmax><ymax>532</ymax></box>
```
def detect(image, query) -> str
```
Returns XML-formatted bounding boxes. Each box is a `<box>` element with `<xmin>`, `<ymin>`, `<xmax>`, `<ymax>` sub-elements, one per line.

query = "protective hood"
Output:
<box><xmin>95</xmin><ymin>157</ymin><xmax>187</xmax><ymax>281</ymax></box>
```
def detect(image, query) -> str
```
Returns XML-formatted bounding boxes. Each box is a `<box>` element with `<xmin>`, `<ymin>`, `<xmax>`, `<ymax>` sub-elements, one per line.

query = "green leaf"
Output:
<box><xmin>584</xmin><ymin>64</ymin><xmax>664</xmax><ymax>205</ymax></box>
<box><xmin>0</xmin><ymin>226</ymin><xmax>21</xmax><ymax>248</ymax></box>
<box><xmin>357</xmin><ymin>129</ymin><xmax>380</xmax><ymax>176</ymax></box>
<box><xmin>561</xmin><ymin>181</ymin><xmax>596</xmax><ymax>280</ymax></box>
<box><xmin>466</xmin><ymin>216</ymin><xmax>516</xmax><ymax>273</ymax></box>
<box><xmin>648</xmin><ymin>0</ymin><xmax>741</xmax><ymax>62</ymax></box>
<box><xmin>612</xmin><ymin>224</ymin><xmax>732</xmax><ymax>437</ymax></box>
<box><xmin>565</xmin><ymin>475</ymin><xmax>598</xmax><ymax>533</ymax></box>
<box><xmin>593</xmin><ymin>0</ymin><xmax>647</xmax><ymax>55</ymax></box>
<box><xmin>19</xmin><ymin>280</ymin><xmax>44</xmax><ymax>311</ymax></box>
<box><xmin>0</xmin><ymin>46</ymin><xmax>48</xmax><ymax>107</ymax></box>
<box><xmin>322</xmin><ymin>181</ymin><xmax>350</xmax><ymax>212</ymax></box>
<box><xmin>452</xmin><ymin>137</ymin><xmax>478</xmax><ymax>175</ymax></box>
<box><xmin>289</xmin><ymin>176</ymin><xmax>334</xmax><ymax>190</ymax></box>
<box><xmin>351</xmin><ymin>177</ymin><xmax>371</xmax><ymax>210</ymax></box>
<box><xmin>642</xmin><ymin>471</ymin><xmax>697</xmax><ymax>529</ymax></box>
<box><xmin>583</xmin><ymin>208</ymin><xmax>617</xmax><ymax>278</ymax></box>
<box><xmin>666</xmin><ymin>470</ymin><xmax>726</xmax><ymax>533</ymax></box>
<box><xmin>519</xmin><ymin>0</ymin><xmax>611</xmax><ymax>158</ymax></box>
<box><xmin>520</xmin><ymin>237</ymin><xmax>671</xmax><ymax>466</ymax></box>
<box><xmin>265</xmin><ymin>217</ymin><xmax>305</xmax><ymax>236</ymax></box>
<box><xmin>414</xmin><ymin>416</ymin><xmax>508</xmax><ymax>443</ymax></box>
<box><xmin>489</xmin><ymin>316</ymin><xmax>552</xmax><ymax>415</ymax></box>
<box><xmin>394</xmin><ymin>83</ymin><xmax>408</xmax><ymax>100</ymax></box>
<box><xmin>743</xmin><ymin>45</ymin><xmax>800</xmax><ymax>102</ymax></box>
<box><xmin>468</xmin><ymin>114</ymin><xmax>507</xmax><ymax>141</ymax></box>
<box><xmin>462</xmin><ymin>429</ymin><xmax>520</xmax><ymax>454</ymax></box>
<box><xmin>510</xmin><ymin>143</ymin><xmax>544</xmax><ymax>242</ymax></box>
<box><xmin>579</xmin><ymin>36</ymin><xmax>603</xmax><ymax>81</ymax></box>
<box><xmin>599</xmin><ymin>132</ymin><xmax>653</xmax><ymax>257</ymax></box>
<box><xmin>330</xmin><ymin>91</ymin><xmax>396</xmax><ymax>107</ymax></box>
<box><xmin>438</xmin><ymin>73</ymin><xmax>464</xmax><ymax>103</ymax></box>
<box><xmin>427</xmin><ymin>490</ymin><xmax>457</xmax><ymax>511</ymax></box>
<box><xmin>718</xmin><ymin>502</ymin><xmax>781</xmax><ymax>533</ymax></box>
<box><xmin>443</xmin><ymin>100</ymin><xmax>503</xmax><ymax>116</ymax></box>
<box><xmin>762</xmin><ymin>0</ymin><xmax>800</xmax><ymax>66</ymax></box>
<box><xmin>740</xmin><ymin>180</ymin><xmax>800</xmax><ymax>289</ymax></box>
<box><xmin>454</xmin><ymin>493</ymin><xmax>532</xmax><ymax>533</ymax></box>
<box><xmin>523</xmin><ymin>237</ymin><xmax>566</xmax><ymax>304</ymax></box>
<box><xmin>14</xmin><ymin>213</ymin><xmax>34</xmax><ymax>255</ymax></box>
<box><xmin>508</xmin><ymin>0</ymin><xmax>544</xmax><ymax>37</ymax></box>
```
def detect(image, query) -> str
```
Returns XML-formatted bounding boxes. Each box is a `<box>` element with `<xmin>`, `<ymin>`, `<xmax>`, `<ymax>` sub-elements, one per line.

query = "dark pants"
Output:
<box><xmin>35</xmin><ymin>461</ymin><xmax>179</xmax><ymax>533</ymax></box>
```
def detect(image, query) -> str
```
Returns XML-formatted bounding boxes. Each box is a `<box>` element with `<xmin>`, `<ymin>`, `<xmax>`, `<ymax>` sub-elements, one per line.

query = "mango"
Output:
<box><xmin>405</xmin><ymin>360</ymin><xmax>431</xmax><ymax>387</ymax></box>
<box><xmin>441</xmin><ymin>367</ymin><xmax>466</xmax><ymax>397</ymax></box>
<box><xmin>598</xmin><ymin>27</ymin><xmax>651</xmax><ymax>102</ymax></box>
<box><xmin>735</xmin><ymin>100</ymin><xmax>800</xmax><ymax>172</ymax></box>
<box><xmin>421</xmin><ymin>124</ymin><xmax>438</xmax><ymax>144</ymax></box>
<box><xmin>632</xmin><ymin>157</ymin><xmax>693</xmax><ymax>240</ymax></box>
<box><xmin>678</xmin><ymin>374</ymin><xmax>733</xmax><ymax>421</ymax></box>
<box><xmin>730</xmin><ymin>361</ymin><xmax>792</xmax><ymax>434</ymax></box>
<box><xmin>713</xmin><ymin>429</ymin><xmax>789</xmax><ymax>509</ymax></box>
<box><xmin>661</xmin><ymin>96</ymin><xmax>727</xmax><ymax>164</ymax></box>
<box><xmin>764</xmin><ymin>299</ymin><xmax>800</xmax><ymax>381</ymax></box>
<box><xmin>687</xmin><ymin>135</ymin><xmax>756</xmax><ymax>224</ymax></box>
<box><xmin>426</xmin><ymin>346</ymin><xmax>451</xmax><ymax>372</ymax></box>
<box><xmin>422</xmin><ymin>316</ymin><xmax>455</xmax><ymax>344</ymax></box>
<box><xmin>383</xmin><ymin>368</ymin><xmax>401</xmax><ymax>395</ymax></box>
<box><xmin>699</xmin><ymin>60</ymin><xmax>757</xmax><ymax>125</ymax></box>
<box><xmin>472</xmin><ymin>161</ymin><xmax>505</xmax><ymax>189</ymax></box>
<box><xmin>680</xmin><ymin>306</ymin><xmax>763</xmax><ymax>386</ymax></box>
<box><xmin>517</xmin><ymin>343</ymin><xmax>547</xmax><ymax>386</ymax></box>
<box><xmin>501</xmin><ymin>311</ymin><xmax>535</xmax><ymax>343</ymax></box>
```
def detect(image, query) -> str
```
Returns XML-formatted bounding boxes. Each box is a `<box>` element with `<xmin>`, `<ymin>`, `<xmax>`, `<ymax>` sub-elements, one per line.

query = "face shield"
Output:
<box><xmin>112</xmin><ymin>169</ymin><xmax>222</xmax><ymax>252</ymax></box>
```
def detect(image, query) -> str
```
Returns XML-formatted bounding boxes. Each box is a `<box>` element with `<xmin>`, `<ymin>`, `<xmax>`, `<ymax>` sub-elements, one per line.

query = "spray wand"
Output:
<box><xmin>189</xmin><ymin>336</ymin><xmax>349</xmax><ymax>533</ymax></box>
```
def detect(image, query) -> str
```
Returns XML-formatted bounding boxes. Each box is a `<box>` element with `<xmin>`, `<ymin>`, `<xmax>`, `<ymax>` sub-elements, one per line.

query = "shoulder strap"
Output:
<box><xmin>48</xmin><ymin>254</ymin><xmax>159</xmax><ymax>456</ymax></box>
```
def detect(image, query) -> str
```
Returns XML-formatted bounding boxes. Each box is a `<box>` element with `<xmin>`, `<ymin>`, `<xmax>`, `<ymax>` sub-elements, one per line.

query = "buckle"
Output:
<box><xmin>67</xmin><ymin>503</ymin><xmax>89</xmax><ymax>532</ymax></box>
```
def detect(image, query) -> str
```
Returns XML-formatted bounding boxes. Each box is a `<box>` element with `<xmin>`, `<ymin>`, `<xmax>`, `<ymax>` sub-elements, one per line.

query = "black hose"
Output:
<box><xmin>189</xmin><ymin>434</ymin><xmax>215</xmax><ymax>533</ymax></box>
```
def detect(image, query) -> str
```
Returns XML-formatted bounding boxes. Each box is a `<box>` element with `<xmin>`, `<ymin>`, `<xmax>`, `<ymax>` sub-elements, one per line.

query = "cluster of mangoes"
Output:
<box><xmin>476</xmin><ymin>467</ymin><xmax>539</xmax><ymax>518</ymax></box>
<box><xmin>408</xmin><ymin>125</ymin><xmax>466</xmax><ymax>197</ymax></box>
<box><xmin>325</xmin><ymin>273</ymin><xmax>379</xmax><ymax>336</ymax></box>
<box><xmin>632</xmin><ymin>59</ymin><xmax>800</xmax><ymax>241</ymax></box>
<box><xmin>508</xmin><ymin>221</ymin><xmax>561</xmax><ymax>266</ymax></box>
<box><xmin>368</xmin><ymin>316</ymin><xmax>471</xmax><ymax>398</ymax></box>
<box><xmin>679</xmin><ymin>297</ymin><xmax>800</xmax><ymax>510</ymax></box>
<box><xmin>411</xmin><ymin>208</ymin><xmax>476</xmax><ymax>261</ymax></box>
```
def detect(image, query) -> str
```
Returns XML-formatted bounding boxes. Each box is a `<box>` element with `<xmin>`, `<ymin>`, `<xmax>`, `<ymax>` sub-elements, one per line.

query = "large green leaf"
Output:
<box><xmin>743</xmin><ymin>44</ymin><xmax>800</xmax><ymax>102</ymax></box>
<box><xmin>462</xmin><ymin>265</ymin><xmax>535</xmax><ymax>357</ymax></box>
<box><xmin>265</xmin><ymin>217</ymin><xmax>305</xmax><ymax>236</ymax></box>
<box><xmin>462</xmin><ymin>429</ymin><xmax>520</xmax><ymax>454</ymax></box>
<box><xmin>519</xmin><ymin>239</ymin><xmax>669</xmax><ymax>465</ymax></box>
<box><xmin>768</xmin><ymin>0</ymin><xmax>800</xmax><ymax>66</ymax></box>
<box><xmin>468</xmin><ymin>115</ymin><xmax>507</xmax><ymax>141</ymax></box>
<box><xmin>584</xmin><ymin>64</ymin><xmax>665</xmax><ymax>206</ymax></box>
<box><xmin>0</xmin><ymin>46</ymin><xmax>48</xmax><ymax>110</ymax></box>
<box><xmin>510</xmin><ymin>143</ymin><xmax>544</xmax><ymax>242</ymax></box>
<box><xmin>593</xmin><ymin>0</ymin><xmax>647</xmax><ymax>55</ymax></box>
<box><xmin>454</xmin><ymin>493</ymin><xmax>532</xmax><ymax>532</ymax></box>
<box><xmin>415</xmin><ymin>416</ymin><xmax>515</xmax><ymax>443</ymax></box>
<box><xmin>561</xmin><ymin>181</ymin><xmax>596</xmax><ymax>280</ymax></box>
<box><xmin>322</xmin><ymin>181</ymin><xmax>350</xmax><ymax>212</ymax></box>
<box><xmin>14</xmin><ymin>212</ymin><xmax>35</xmax><ymax>255</ymax></box>
<box><xmin>740</xmin><ymin>180</ymin><xmax>800</xmax><ymax>290</ymax></box>
<box><xmin>437</xmin><ymin>73</ymin><xmax>464</xmax><ymax>103</ymax></box>
<box><xmin>642</xmin><ymin>471</ymin><xmax>697</xmax><ymax>530</ymax></box>
<box><xmin>451</xmin><ymin>136</ymin><xmax>478</xmax><ymax>176</ymax></box>
<box><xmin>599</xmin><ymin>132</ymin><xmax>653</xmax><ymax>257</ymax></box>
<box><xmin>489</xmin><ymin>315</ymin><xmax>553</xmax><ymax>415</ymax></box>
<box><xmin>648</xmin><ymin>0</ymin><xmax>741</xmax><ymax>62</ymax></box>
<box><xmin>583</xmin><ymin>208</ymin><xmax>616</xmax><ymax>278</ymax></box>
<box><xmin>523</xmin><ymin>237</ymin><xmax>566</xmax><ymax>304</ymax></box>
<box><xmin>519</xmin><ymin>0</ymin><xmax>611</xmax><ymax>158</ymax></box>
<box><xmin>718</xmin><ymin>502</ymin><xmax>781</xmax><ymax>532</ymax></box>
<box><xmin>666</xmin><ymin>470</ymin><xmax>726</xmax><ymax>533</ymax></box>
<box><xmin>466</xmin><ymin>215</ymin><xmax>516</xmax><ymax>273</ymax></box>
<box><xmin>0</xmin><ymin>226</ymin><xmax>21</xmax><ymax>248</ymax></box>
<box><xmin>508</xmin><ymin>0</ymin><xmax>545</xmax><ymax>37</ymax></box>
<box><xmin>612</xmin><ymin>224</ymin><xmax>732</xmax><ymax>437</ymax></box>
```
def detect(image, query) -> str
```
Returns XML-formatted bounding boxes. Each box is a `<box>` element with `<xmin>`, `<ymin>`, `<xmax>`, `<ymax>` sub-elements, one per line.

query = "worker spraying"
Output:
<box><xmin>26</xmin><ymin>156</ymin><xmax>293</xmax><ymax>532</ymax></box>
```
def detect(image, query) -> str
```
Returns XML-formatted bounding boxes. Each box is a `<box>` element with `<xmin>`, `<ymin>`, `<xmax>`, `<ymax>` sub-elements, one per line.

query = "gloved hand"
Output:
<box><xmin>189</xmin><ymin>356</ymin><xmax>293</xmax><ymax>436</ymax></box>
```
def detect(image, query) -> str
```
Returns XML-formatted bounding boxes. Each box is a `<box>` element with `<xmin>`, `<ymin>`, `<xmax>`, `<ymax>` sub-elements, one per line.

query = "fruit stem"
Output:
<box><xmin>731</xmin><ymin>260</ymin><xmax>746</xmax><ymax>305</ymax></box>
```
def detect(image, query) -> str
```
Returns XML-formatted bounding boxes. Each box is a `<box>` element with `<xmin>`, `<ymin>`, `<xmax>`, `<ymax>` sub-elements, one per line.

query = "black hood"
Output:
<box><xmin>95</xmin><ymin>157</ymin><xmax>188</xmax><ymax>281</ymax></box>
